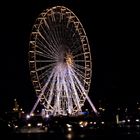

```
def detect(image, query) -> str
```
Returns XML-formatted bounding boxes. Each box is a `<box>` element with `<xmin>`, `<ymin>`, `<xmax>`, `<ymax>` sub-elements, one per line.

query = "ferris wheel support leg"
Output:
<box><xmin>83</xmin><ymin>93</ymin><xmax>98</xmax><ymax>115</ymax></box>
<box><xmin>29</xmin><ymin>95</ymin><xmax>42</xmax><ymax>116</ymax></box>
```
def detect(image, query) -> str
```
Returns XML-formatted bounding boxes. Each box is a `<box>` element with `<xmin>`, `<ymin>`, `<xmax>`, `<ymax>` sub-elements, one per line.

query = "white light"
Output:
<box><xmin>45</xmin><ymin>114</ymin><xmax>49</xmax><ymax>118</ymax></box>
<box><xmin>121</xmin><ymin>120</ymin><xmax>126</xmax><ymax>123</ymax></box>
<box><xmin>15</xmin><ymin>125</ymin><xmax>18</xmax><ymax>128</ymax></box>
<box><xmin>27</xmin><ymin>123</ymin><xmax>31</xmax><ymax>127</ymax></box>
<box><xmin>89</xmin><ymin>122</ymin><xmax>93</xmax><ymax>124</ymax></box>
<box><xmin>37</xmin><ymin>123</ymin><xmax>42</xmax><ymax>127</ymax></box>
<box><xmin>127</xmin><ymin>119</ymin><xmax>130</xmax><ymax>122</ymax></box>
<box><xmin>26</xmin><ymin>114</ymin><xmax>30</xmax><ymax>119</ymax></box>
<box><xmin>66</xmin><ymin>124</ymin><xmax>72</xmax><ymax>128</ymax></box>
<box><xmin>101</xmin><ymin>121</ymin><xmax>104</xmax><ymax>124</ymax></box>
<box><xmin>136</xmin><ymin>119</ymin><xmax>140</xmax><ymax>122</ymax></box>
<box><xmin>31</xmin><ymin>113</ymin><xmax>34</xmax><ymax>116</ymax></box>
<box><xmin>93</xmin><ymin>122</ymin><xmax>96</xmax><ymax>125</ymax></box>
<box><xmin>8</xmin><ymin>124</ymin><xmax>11</xmax><ymax>127</ymax></box>
<box><xmin>68</xmin><ymin>128</ymin><xmax>72</xmax><ymax>131</ymax></box>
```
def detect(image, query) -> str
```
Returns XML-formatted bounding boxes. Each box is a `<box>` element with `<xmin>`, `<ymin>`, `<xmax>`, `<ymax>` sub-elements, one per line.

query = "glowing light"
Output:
<box><xmin>37</xmin><ymin>123</ymin><xmax>42</xmax><ymax>127</ymax></box>
<box><xmin>27</xmin><ymin>123</ymin><xmax>31</xmax><ymax>127</ymax></box>
<box><xmin>136</xmin><ymin>119</ymin><xmax>140</xmax><ymax>122</ymax></box>
<box><xmin>26</xmin><ymin>114</ymin><xmax>30</xmax><ymax>119</ymax></box>
<box><xmin>127</xmin><ymin>119</ymin><xmax>130</xmax><ymax>122</ymax></box>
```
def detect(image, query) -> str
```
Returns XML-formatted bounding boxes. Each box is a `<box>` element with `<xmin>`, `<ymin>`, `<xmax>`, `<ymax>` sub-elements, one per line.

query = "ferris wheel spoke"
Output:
<box><xmin>54</xmin><ymin>25</ymin><xmax>62</xmax><ymax>46</ymax></box>
<box><xmin>47</xmin><ymin>16</ymin><xmax>61</xmax><ymax>48</ymax></box>
<box><xmin>42</xmin><ymin>18</ymin><xmax>50</xmax><ymax>30</ymax></box>
<box><xmin>72</xmin><ymin>67</ymin><xmax>85</xmax><ymax>80</ymax></box>
<box><xmin>74</xmin><ymin>60</ymin><xmax>85</xmax><ymax>62</ymax></box>
<box><xmin>42</xmin><ymin>19</ymin><xmax>61</xmax><ymax>53</ymax></box>
<box><xmin>46</xmin><ymin>69</ymin><xmax>58</xmax><ymax>110</ymax></box>
<box><xmin>37</xmin><ymin>31</ymin><xmax>58</xmax><ymax>57</ymax></box>
<box><xmin>40</xmin><ymin>24</ymin><xmax>59</xmax><ymax>54</ymax></box>
<box><xmin>36</xmin><ymin>63</ymin><xmax>56</xmax><ymax>72</ymax></box>
<box><xmin>37</xmin><ymin>32</ymin><xmax>59</xmax><ymax>58</ymax></box>
<box><xmin>74</xmin><ymin>63</ymin><xmax>86</xmax><ymax>70</ymax></box>
<box><xmin>67</xmin><ymin>66</ymin><xmax>82</xmax><ymax>112</ymax></box>
<box><xmin>41</xmin><ymin>67</ymin><xmax>56</xmax><ymax>93</ymax></box>
<box><xmin>61</xmin><ymin>69</ymin><xmax>73</xmax><ymax>114</ymax></box>
<box><xmin>73</xmin><ymin>52</ymin><xmax>85</xmax><ymax>58</ymax></box>
<box><xmin>38</xmin><ymin>65</ymin><xmax>53</xmax><ymax>79</ymax></box>
<box><xmin>54</xmin><ymin>72</ymin><xmax>62</xmax><ymax>115</ymax></box>
<box><xmin>36</xmin><ymin>43</ymin><xmax>57</xmax><ymax>59</ymax></box>
<box><xmin>71</xmin><ymin>44</ymin><xmax>82</xmax><ymax>55</ymax></box>
<box><xmin>36</xmin><ymin>60</ymin><xmax>57</xmax><ymax>63</ymax></box>
<box><xmin>70</xmin><ymin>67</ymin><xmax>98</xmax><ymax>114</ymax></box>
<box><xmin>35</xmin><ymin>50</ymin><xmax>55</xmax><ymax>60</ymax></box>
<box><xmin>36</xmin><ymin>38</ymin><xmax>58</xmax><ymax>58</ymax></box>
<box><xmin>52</xmin><ymin>26</ymin><xmax>62</xmax><ymax>49</ymax></box>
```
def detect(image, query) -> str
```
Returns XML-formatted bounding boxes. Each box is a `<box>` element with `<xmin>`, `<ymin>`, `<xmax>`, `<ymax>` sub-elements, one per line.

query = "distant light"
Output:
<box><xmin>93</xmin><ymin>122</ymin><xmax>96</xmax><ymax>125</ymax></box>
<box><xmin>101</xmin><ymin>121</ymin><xmax>104</xmax><ymax>124</ymax></box>
<box><xmin>45</xmin><ymin>114</ymin><xmax>49</xmax><ymax>118</ymax></box>
<box><xmin>68</xmin><ymin>128</ymin><xmax>72</xmax><ymax>131</ymax></box>
<box><xmin>37</xmin><ymin>123</ymin><xmax>42</xmax><ymax>127</ymax></box>
<box><xmin>8</xmin><ymin>124</ymin><xmax>11</xmax><ymax>127</ymax></box>
<box><xmin>121</xmin><ymin>120</ymin><xmax>126</xmax><ymax>123</ymax></box>
<box><xmin>27</xmin><ymin>123</ymin><xmax>31</xmax><ymax>127</ymax></box>
<box><xmin>89</xmin><ymin>122</ymin><xmax>93</xmax><ymax>124</ymax></box>
<box><xmin>127</xmin><ymin>119</ymin><xmax>130</xmax><ymax>122</ymax></box>
<box><xmin>79</xmin><ymin>121</ymin><xmax>88</xmax><ymax>127</ymax></box>
<box><xmin>14</xmin><ymin>125</ymin><xmax>18</xmax><ymax>128</ymax></box>
<box><xmin>66</xmin><ymin>124</ymin><xmax>72</xmax><ymax>128</ymax></box>
<box><xmin>26</xmin><ymin>114</ymin><xmax>30</xmax><ymax>119</ymax></box>
<box><xmin>31</xmin><ymin>113</ymin><xmax>34</xmax><ymax>116</ymax></box>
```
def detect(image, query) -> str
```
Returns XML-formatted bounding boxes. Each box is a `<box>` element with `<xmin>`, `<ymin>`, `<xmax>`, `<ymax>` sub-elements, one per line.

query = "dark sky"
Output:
<box><xmin>0</xmin><ymin>0</ymin><xmax>139</xmax><ymax>113</ymax></box>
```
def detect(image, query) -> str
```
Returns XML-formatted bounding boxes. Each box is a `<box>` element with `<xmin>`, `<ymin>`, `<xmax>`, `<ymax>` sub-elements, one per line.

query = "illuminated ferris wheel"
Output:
<box><xmin>29</xmin><ymin>6</ymin><xmax>97</xmax><ymax>116</ymax></box>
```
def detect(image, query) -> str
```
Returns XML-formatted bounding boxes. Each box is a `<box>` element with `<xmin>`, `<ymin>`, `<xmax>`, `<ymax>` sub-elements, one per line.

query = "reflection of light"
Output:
<box><xmin>79</xmin><ymin>134</ymin><xmax>85</xmax><ymax>138</ymax></box>
<box><xmin>136</xmin><ymin>125</ymin><xmax>140</xmax><ymax>128</ymax></box>
<box><xmin>66</xmin><ymin>133</ymin><xmax>73</xmax><ymax>139</ymax></box>
<box><xmin>136</xmin><ymin>119</ymin><xmax>140</xmax><ymax>122</ymax></box>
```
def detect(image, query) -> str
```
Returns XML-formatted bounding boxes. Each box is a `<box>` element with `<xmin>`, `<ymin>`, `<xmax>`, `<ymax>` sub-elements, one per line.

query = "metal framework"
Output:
<box><xmin>29</xmin><ymin>6</ymin><xmax>97</xmax><ymax>116</ymax></box>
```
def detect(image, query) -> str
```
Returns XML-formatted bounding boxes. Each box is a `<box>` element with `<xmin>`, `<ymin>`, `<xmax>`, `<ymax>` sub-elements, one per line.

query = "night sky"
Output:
<box><xmin>0</xmin><ymin>0</ymin><xmax>139</xmax><ymax>113</ymax></box>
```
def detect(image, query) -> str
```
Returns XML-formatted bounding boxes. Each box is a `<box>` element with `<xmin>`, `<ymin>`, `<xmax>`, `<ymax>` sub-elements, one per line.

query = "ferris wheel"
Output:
<box><xmin>29</xmin><ymin>6</ymin><xmax>97</xmax><ymax>116</ymax></box>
